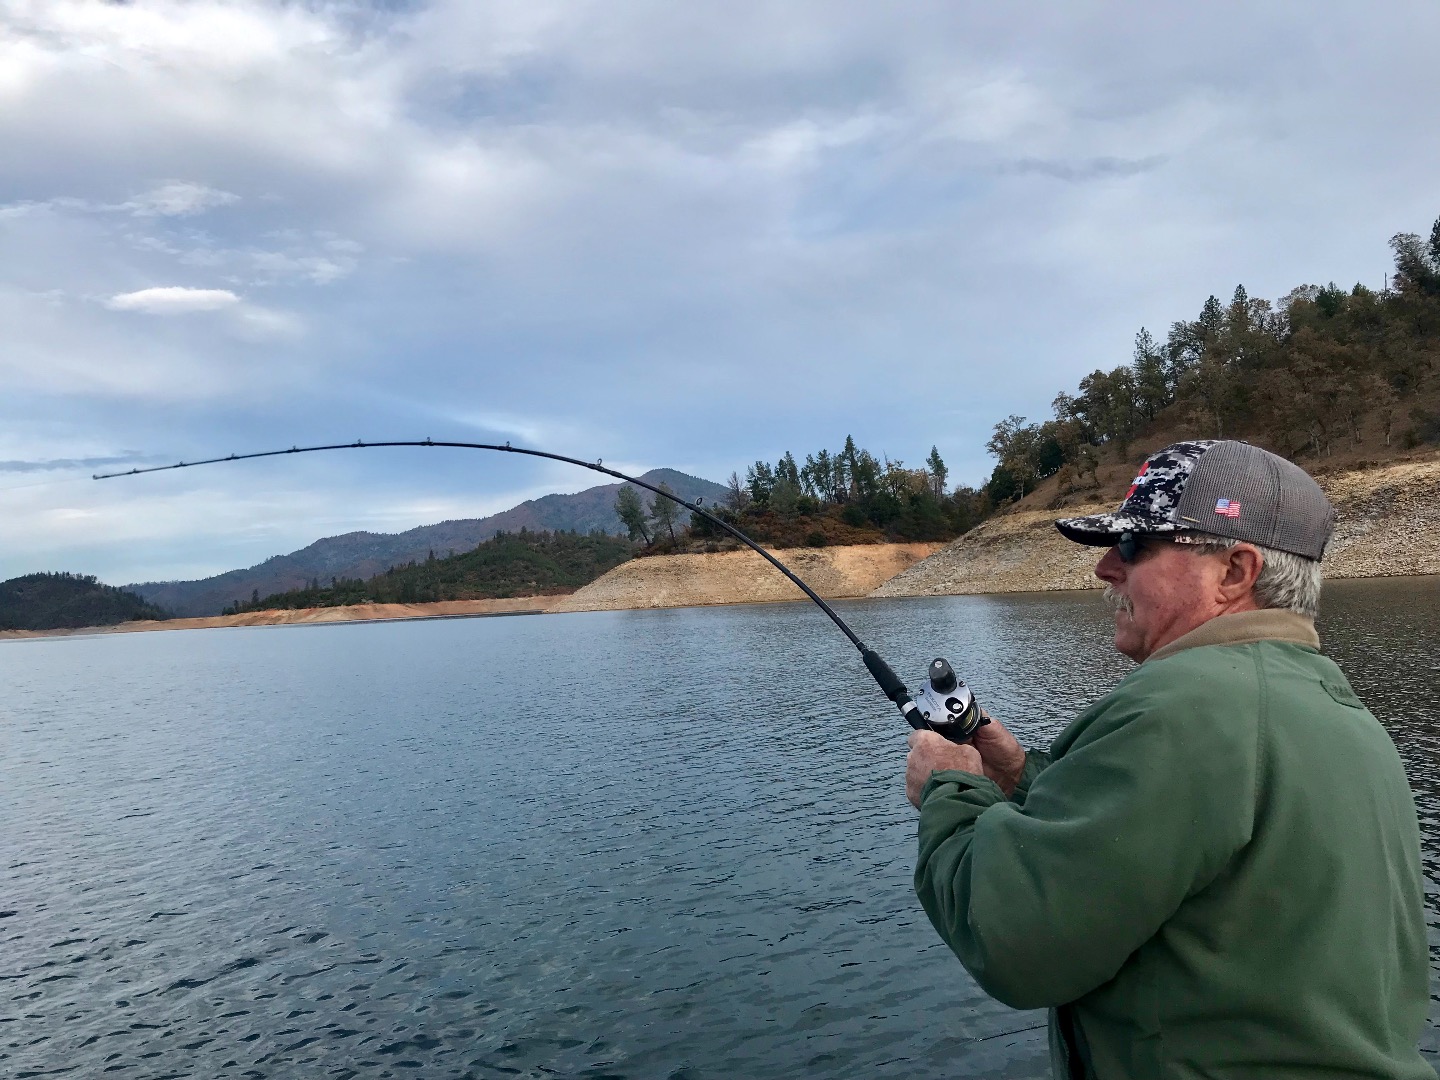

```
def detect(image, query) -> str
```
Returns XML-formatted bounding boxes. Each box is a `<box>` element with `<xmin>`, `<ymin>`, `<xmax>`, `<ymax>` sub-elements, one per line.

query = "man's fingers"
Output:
<box><xmin>906</xmin><ymin>730</ymin><xmax>986</xmax><ymax>809</ymax></box>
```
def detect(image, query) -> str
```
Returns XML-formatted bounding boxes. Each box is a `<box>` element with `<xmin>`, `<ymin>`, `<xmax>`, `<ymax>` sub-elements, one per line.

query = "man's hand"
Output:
<box><xmin>969</xmin><ymin>713</ymin><xmax>1027</xmax><ymax>796</ymax></box>
<box><xmin>907</xmin><ymin>730</ymin><xmax>983</xmax><ymax>808</ymax></box>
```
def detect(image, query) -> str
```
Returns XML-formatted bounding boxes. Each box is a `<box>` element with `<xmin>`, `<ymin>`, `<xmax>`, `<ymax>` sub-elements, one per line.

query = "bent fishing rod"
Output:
<box><xmin>96</xmin><ymin>439</ymin><xmax>984</xmax><ymax>742</ymax></box>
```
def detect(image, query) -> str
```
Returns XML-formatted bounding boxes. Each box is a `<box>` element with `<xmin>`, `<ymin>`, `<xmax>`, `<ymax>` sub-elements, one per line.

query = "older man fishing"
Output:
<box><xmin>906</xmin><ymin>440</ymin><xmax>1431</xmax><ymax>1080</ymax></box>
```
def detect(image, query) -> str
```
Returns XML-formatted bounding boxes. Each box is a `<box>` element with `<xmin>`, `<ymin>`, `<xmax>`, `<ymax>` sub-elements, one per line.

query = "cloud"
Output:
<box><xmin>3</xmin><ymin>0</ymin><xmax>1440</xmax><ymax>585</ymax></box>
<box><xmin>244</xmin><ymin>249</ymin><xmax>355</xmax><ymax>285</ymax></box>
<box><xmin>228</xmin><ymin>303</ymin><xmax>304</xmax><ymax>342</ymax></box>
<box><xmin>0</xmin><ymin>181</ymin><xmax>238</xmax><ymax>219</ymax></box>
<box><xmin>105</xmin><ymin>286</ymin><xmax>241</xmax><ymax>313</ymax></box>
<box><xmin>102</xmin><ymin>287</ymin><xmax>307</xmax><ymax>340</ymax></box>
<box><xmin>0</xmin><ymin>454</ymin><xmax>154</xmax><ymax>474</ymax></box>
<box><xmin>1001</xmin><ymin>155</ymin><xmax>1168</xmax><ymax>182</ymax></box>
<box><xmin>122</xmin><ymin>180</ymin><xmax>238</xmax><ymax>217</ymax></box>
<box><xmin>447</xmin><ymin>410</ymin><xmax>552</xmax><ymax>446</ymax></box>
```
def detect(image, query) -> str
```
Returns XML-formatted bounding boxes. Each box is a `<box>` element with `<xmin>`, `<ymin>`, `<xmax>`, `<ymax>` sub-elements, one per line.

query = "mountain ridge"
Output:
<box><xmin>1</xmin><ymin>572</ymin><xmax>170</xmax><ymax>631</ymax></box>
<box><xmin>128</xmin><ymin>468</ymin><xmax>727</xmax><ymax>616</ymax></box>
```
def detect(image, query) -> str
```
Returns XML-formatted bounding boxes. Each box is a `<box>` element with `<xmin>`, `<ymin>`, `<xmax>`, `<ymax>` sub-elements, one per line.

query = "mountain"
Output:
<box><xmin>128</xmin><ymin>468</ymin><xmax>728</xmax><ymax>617</ymax></box>
<box><xmin>232</xmin><ymin>530</ymin><xmax>638</xmax><ymax>612</ymax></box>
<box><xmin>1</xmin><ymin>572</ymin><xmax>170</xmax><ymax>630</ymax></box>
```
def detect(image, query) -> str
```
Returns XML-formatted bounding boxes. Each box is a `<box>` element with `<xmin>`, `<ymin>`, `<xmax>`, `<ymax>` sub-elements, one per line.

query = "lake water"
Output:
<box><xmin>4</xmin><ymin>579</ymin><xmax>1438</xmax><ymax>1079</ymax></box>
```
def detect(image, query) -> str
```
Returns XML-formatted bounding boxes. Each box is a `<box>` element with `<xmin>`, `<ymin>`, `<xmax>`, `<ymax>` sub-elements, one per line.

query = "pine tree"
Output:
<box><xmin>649</xmin><ymin>483</ymin><xmax>681</xmax><ymax>542</ymax></box>
<box><xmin>925</xmin><ymin>446</ymin><xmax>948</xmax><ymax>496</ymax></box>
<box><xmin>615</xmin><ymin>485</ymin><xmax>652</xmax><ymax>543</ymax></box>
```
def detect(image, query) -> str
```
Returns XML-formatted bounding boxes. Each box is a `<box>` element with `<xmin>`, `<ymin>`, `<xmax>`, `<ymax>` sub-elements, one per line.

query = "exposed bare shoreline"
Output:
<box><xmin>0</xmin><ymin>596</ymin><xmax>557</xmax><ymax>640</ymax></box>
<box><xmin>2</xmin><ymin>543</ymin><xmax>941</xmax><ymax>641</ymax></box>
<box><xmin>7</xmin><ymin>457</ymin><xmax>1438</xmax><ymax>642</ymax></box>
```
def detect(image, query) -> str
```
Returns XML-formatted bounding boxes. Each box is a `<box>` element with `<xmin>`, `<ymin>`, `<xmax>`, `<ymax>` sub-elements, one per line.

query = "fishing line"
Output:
<box><xmin>96</xmin><ymin>439</ymin><xmax>983</xmax><ymax>740</ymax></box>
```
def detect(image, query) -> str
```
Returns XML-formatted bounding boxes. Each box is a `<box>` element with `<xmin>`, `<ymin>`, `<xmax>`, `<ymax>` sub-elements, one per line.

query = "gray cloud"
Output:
<box><xmin>122</xmin><ymin>181</ymin><xmax>239</xmax><ymax>217</ymax></box>
<box><xmin>2</xmin><ymin>0</ymin><xmax>1438</xmax><ymax>583</ymax></box>
<box><xmin>0</xmin><ymin>182</ymin><xmax>238</xmax><ymax>220</ymax></box>
<box><xmin>0</xmin><ymin>454</ymin><xmax>156</xmax><ymax>474</ymax></box>
<box><xmin>1000</xmin><ymin>155</ymin><xmax>1168</xmax><ymax>182</ymax></box>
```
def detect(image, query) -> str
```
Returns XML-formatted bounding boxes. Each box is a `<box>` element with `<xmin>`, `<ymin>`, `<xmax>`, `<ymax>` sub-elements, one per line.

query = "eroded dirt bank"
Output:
<box><xmin>11</xmin><ymin>455</ymin><xmax>1436</xmax><ymax>641</ymax></box>
<box><xmin>549</xmin><ymin>542</ymin><xmax>943</xmax><ymax>612</ymax></box>
<box><xmin>874</xmin><ymin>455</ymin><xmax>1440</xmax><ymax>598</ymax></box>
<box><xmin>0</xmin><ymin>596</ymin><xmax>558</xmax><ymax>639</ymax></box>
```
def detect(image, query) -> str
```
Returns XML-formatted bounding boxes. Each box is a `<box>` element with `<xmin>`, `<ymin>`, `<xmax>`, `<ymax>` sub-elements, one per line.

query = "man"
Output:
<box><xmin>906</xmin><ymin>440</ymin><xmax>1432</xmax><ymax>1079</ymax></box>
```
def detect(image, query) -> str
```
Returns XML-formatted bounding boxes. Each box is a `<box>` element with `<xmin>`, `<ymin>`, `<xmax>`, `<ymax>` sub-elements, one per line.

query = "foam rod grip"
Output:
<box><xmin>861</xmin><ymin>648</ymin><xmax>908</xmax><ymax>703</ymax></box>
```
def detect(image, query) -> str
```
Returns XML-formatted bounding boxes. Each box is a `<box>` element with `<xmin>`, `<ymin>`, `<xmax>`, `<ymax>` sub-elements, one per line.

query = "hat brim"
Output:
<box><xmin>1054</xmin><ymin>512</ymin><xmax>1185</xmax><ymax>547</ymax></box>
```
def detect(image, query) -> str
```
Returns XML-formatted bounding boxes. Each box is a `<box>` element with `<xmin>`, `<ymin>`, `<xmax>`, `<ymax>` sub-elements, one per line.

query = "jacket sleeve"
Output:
<box><xmin>914</xmin><ymin>662</ymin><xmax>1259</xmax><ymax>1010</ymax></box>
<box><xmin>1011</xmin><ymin>749</ymin><xmax>1052</xmax><ymax>805</ymax></box>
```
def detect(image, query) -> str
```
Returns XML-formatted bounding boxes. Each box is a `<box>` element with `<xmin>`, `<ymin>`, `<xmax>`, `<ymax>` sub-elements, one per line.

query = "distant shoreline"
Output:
<box><xmin>10</xmin><ymin>468</ymin><xmax>1438</xmax><ymax>644</ymax></box>
<box><xmin>0</xmin><ymin>596</ymin><xmax>558</xmax><ymax>640</ymax></box>
<box><xmin>1</xmin><ymin>542</ymin><xmax>943</xmax><ymax>639</ymax></box>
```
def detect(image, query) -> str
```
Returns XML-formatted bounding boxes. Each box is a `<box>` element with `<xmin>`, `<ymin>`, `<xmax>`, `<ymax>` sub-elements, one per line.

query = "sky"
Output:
<box><xmin>3</xmin><ymin>1</ymin><xmax>1438</xmax><ymax>585</ymax></box>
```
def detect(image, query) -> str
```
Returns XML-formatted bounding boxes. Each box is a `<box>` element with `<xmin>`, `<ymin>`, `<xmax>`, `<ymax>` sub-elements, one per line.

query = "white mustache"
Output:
<box><xmin>1103</xmin><ymin>584</ymin><xmax>1134</xmax><ymax>618</ymax></box>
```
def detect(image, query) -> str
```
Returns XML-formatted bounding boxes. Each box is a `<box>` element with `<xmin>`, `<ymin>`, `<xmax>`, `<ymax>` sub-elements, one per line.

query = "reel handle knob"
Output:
<box><xmin>928</xmin><ymin>657</ymin><xmax>958</xmax><ymax>694</ymax></box>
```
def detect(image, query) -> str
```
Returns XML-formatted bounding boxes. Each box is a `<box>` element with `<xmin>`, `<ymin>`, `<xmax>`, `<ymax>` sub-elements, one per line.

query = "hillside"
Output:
<box><xmin>228</xmin><ymin>530</ymin><xmax>636</xmax><ymax>613</ymax></box>
<box><xmin>873</xmin><ymin>452</ymin><xmax>1440</xmax><ymax>597</ymax></box>
<box><xmin>551</xmin><ymin>542</ymin><xmax>942</xmax><ymax>612</ymax></box>
<box><xmin>977</xmin><ymin>214</ymin><xmax>1440</xmax><ymax>510</ymax></box>
<box><xmin>0</xmin><ymin>572</ymin><xmax>170</xmax><ymax>630</ymax></box>
<box><xmin>129</xmin><ymin>468</ymin><xmax>726</xmax><ymax>616</ymax></box>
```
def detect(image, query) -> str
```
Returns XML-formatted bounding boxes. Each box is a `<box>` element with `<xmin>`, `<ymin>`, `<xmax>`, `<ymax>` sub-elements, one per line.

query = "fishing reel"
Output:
<box><xmin>861</xmin><ymin>650</ymin><xmax>987</xmax><ymax>744</ymax></box>
<box><xmin>910</xmin><ymin>658</ymin><xmax>986</xmax><ymax>743</ymax></box>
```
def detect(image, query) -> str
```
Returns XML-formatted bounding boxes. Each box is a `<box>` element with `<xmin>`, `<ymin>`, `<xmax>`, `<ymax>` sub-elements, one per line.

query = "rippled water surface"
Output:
<box><xmin>4</xmin><ymin>580</ymin><xmax>1438</xmax><ymax>1078</ymax></box>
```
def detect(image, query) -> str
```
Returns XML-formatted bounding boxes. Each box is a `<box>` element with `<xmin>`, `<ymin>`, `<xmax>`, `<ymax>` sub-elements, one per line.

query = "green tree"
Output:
<box><xmin>1391</xmin><ymin>229</ymin><xmax>1440</xmax><ymax>296</ymax></box>
<box><xmin>650</xmin><ymin>483</ymin><xmax>681</xmax><ymax>542</ymax></box>
<box><xmin>800</xmin><ymin>451</ymin><xmax>830</xmax><ymax>499</ymax></box>
<box><xmin>986</xmin><ymin>415</ymin><xmax>1028</xmax><ymax>462</ymax></box>
<box><xmin>770</xmin><ymin>476</ymin><xmax>800</xmax><ymax>514</ymax></box>
<box><xmin>850</xmin><ymin>447</ymin><xmax>881</xmax><ymax>499</ymax></box>
<box><xmin>745</xmin><ymin>460</ymin><xmax>775</xmax><ymax>504</ymax></box>
<box><xmin>615</xmin><ymin>485</ymin><xmax>652</xmax><ymax>543</ymax></box>
<box><xmin>839</xmin><ymin>435</ymin><xmax>864</xmax><ymax>500</ymax></box>
<box><xmin>776</xmin><ymin>451</ymin><xmax>801</xmax><ymax>490</ymax></box>
<box><xmin>1132</xmin><ymin>328</ymin><xmax>1170</xmax><ymax>419</ymax></box>
<box><xmin>925</xmin><ymin>445</ymin><xmax>948</xmax><ymax>496</ymax></box>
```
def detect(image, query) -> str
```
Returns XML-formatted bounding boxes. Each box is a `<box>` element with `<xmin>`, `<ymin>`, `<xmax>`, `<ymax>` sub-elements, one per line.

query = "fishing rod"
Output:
<box><xmin>95</xmin><ymin>439</ymin><xmax>984</xmax><ymax>742</ymax></box>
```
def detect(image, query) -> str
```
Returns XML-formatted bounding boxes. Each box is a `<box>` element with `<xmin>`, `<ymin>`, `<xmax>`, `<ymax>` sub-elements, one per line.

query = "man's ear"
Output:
<box><xmin>1218</xmin><ymin>544</ymin><xmax>1264</xmax><ymax>600</ymax></box>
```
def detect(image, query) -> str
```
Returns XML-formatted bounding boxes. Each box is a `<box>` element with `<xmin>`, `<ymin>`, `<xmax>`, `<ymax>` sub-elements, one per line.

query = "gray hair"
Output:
<box><xmin>1182</xmin><ymin>534</ymin><xmax>1323</xmax><ymax>618</ymax></box>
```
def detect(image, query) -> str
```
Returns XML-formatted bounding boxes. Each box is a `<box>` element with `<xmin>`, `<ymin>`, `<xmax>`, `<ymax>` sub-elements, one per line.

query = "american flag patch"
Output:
<box><xmin>1215</xmin><ymin>499</ymin><xmax>1241</xmax><ymax>518</ymax></box>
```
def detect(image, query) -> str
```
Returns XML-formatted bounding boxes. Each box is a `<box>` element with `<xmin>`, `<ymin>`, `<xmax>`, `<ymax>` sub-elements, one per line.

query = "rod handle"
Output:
<box><xmin>861</xmin><ymin>648</ymin><xmax>908</xmax><ymax>703</ymax></box>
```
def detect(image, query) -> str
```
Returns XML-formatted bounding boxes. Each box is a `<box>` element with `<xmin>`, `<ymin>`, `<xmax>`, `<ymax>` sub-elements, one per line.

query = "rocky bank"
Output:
<box><xmin>550</xmin><ymin>542</ymin><xmax>942</xmax><ymax>612</ymax></box>
<box><xmin>874</xmin><ymin>455</ymin><xmax>1440</xmax><ymax>598</ymax></box>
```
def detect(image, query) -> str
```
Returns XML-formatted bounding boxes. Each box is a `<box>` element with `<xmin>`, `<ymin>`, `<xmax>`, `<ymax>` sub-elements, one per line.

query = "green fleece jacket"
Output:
<box><xmin>915</xmin><ymin>609</ymin><xmax>1433</xmax><ymax>1079</ymax></box>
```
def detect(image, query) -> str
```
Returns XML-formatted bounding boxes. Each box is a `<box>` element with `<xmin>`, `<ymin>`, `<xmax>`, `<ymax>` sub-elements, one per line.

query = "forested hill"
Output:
<box><xmin>225</xmin><ymin>530</ymin><xmax>635</xmax><ymax>614</ymax></box>
<box><xmin>0</xmin><ymin>572</ymin><xmax>170</xmax><ymax>631</ymax></box>
<box><xmin>130</xmin><ymin>468</ymin><xmax>726</xmax><ymax>617</ymax></box>
<box><xmin>982</xmin><ymin>214</ymin><xmax>1440</xmax><ymax>506</ymax></box>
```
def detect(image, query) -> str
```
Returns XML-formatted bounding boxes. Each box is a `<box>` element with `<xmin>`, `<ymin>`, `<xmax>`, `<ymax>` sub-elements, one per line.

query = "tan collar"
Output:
<box><xmin>1144</xmin><ymin>609</ymin><xmax>1320</xmax><ymax>665</ymax></box>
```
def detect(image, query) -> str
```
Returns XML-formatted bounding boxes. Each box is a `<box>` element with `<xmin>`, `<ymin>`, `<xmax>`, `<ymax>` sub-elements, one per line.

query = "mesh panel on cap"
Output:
<box><xmin>1174</xmin><ymin>442</ymin><xmax>1334</xmax><ymax>559</ymax></box>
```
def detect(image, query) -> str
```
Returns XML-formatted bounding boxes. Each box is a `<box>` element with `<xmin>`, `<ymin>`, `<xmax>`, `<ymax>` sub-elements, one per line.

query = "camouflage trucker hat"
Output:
<box><xmin>1054</xmin><ymin>440</ymin><xmax>1336</xmax><ymax>560</ymax></box>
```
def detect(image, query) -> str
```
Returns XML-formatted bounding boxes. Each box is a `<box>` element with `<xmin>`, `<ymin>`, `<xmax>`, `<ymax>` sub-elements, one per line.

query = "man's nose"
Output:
<box><xmin>1095</xmin><ymin>546</ymin><xmax>1125</xmax><ymax>584</ymax></box>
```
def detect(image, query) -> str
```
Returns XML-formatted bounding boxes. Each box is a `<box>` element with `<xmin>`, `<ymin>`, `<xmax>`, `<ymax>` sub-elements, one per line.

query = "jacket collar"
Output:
<box><xmin>1144</xmin><ymin>608</ymin><xmax>1320</xmax><ymax>665</ymax></box>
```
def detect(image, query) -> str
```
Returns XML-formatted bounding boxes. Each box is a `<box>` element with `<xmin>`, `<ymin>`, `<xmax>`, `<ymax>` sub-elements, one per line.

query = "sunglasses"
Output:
<box><xmin>1116</xmin><ymin>531</ymin><xmax>1208</xmax><ymax>563</ymax></box>
<box><xmin>1116</xmin><ymin>531</ymin><xmax>1163</xmax><ymax>564</ymax></box>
